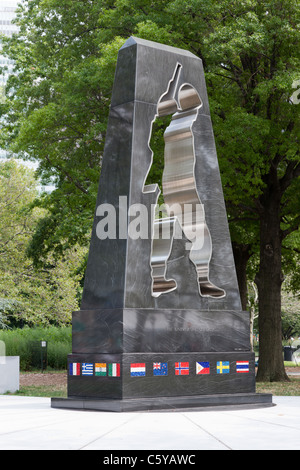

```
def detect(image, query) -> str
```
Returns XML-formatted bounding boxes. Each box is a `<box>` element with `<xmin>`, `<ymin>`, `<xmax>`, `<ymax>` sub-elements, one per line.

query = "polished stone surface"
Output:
<box><xmin>80</xmin><ymin>36</ymin><xmax>241</xmax><ymax>312</ymax></box>
<box><xmin>66</xmin><ymin>351</ymin><xmax>256</xmax><ymax>400</ymax></box>
<box><xmin>72</xmin><ymin>309</ymin><xmax>251</xmax><ymax>354</ymax></box>
<box><xmin>52</xmin><ymin>392</ymin><xmax>272</xmax><ymax>413</ymax></box>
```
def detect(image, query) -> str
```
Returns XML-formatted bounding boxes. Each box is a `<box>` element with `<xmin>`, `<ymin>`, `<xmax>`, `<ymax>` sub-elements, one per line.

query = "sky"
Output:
<box><xmin>0</xmin><ymin>0</ymin><xmax>19</xmax><ymax>6</ymax></box>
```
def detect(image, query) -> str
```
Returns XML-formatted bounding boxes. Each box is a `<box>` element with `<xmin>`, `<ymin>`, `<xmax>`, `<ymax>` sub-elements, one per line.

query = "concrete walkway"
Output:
<box><xmin>0</xmin><ymin>395</ymin><xmax>299</xmax><ymax>450</ymax></box>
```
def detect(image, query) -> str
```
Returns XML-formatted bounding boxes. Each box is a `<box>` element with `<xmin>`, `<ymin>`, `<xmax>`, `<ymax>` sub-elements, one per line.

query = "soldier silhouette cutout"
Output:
<box><xmin>143</xmin><ymin>63</ymin><xmax>226</xmax><ymax>299</ymax></box>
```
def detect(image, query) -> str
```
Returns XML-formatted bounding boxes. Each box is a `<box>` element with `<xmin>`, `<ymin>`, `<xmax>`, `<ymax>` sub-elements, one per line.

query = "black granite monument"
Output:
<box><xmin>51</xmin><ymin>37</ymin><xmax>273</xmax><ymax>411</ymax></box>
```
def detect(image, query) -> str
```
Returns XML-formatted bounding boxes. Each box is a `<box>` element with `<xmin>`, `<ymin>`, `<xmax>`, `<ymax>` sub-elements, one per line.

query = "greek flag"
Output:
<box><xmin>82</xmin><ymin>363</ymin><xmax>93</xmax><ymax>376</ymax></box>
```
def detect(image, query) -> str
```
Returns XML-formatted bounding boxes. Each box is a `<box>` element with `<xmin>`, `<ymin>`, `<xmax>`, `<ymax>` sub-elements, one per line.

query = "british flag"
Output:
<box><xmin>153</xmin><ymin>362</ymin><xmax>168</xmax><ymax>376</ymax></box>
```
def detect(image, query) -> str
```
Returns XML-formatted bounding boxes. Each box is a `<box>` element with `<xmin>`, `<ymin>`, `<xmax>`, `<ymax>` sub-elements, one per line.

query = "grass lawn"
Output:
<box><xmin>12</xmin><ymin>385</ymin><xmax>67</xmax><ymax>398</ymax></box>
<box><xmin>256</xmin><ymin>378</ymin><xmax>300</xmax><ymax>396</ymax></box>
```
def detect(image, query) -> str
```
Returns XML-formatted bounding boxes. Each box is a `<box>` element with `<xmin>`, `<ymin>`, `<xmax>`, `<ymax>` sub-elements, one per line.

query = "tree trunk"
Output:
<box><xmin>255</xmin><ymin>179</ymin><xmax>289</xmax><ymax>382</ymax></box>
<box><xmin>232</xmin><ymin>242</ymin><xmax>251</xmax><ymax>311</ymax></box>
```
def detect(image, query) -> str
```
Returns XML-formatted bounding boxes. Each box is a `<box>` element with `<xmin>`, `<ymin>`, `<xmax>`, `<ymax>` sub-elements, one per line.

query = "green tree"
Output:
<box><xmin>0</xmin><ymin>160</ymin><xmax>83</xmax><ymax>327</ymax></box>
<box><xmin>1</xmin><ymin>0</ymin><xmax>120</xmax><ymax>262</ymax></box>
<box><xmin>202</xmin><ymin>1</ymin><xmax>300</xmax><ymax>382</ymax></box>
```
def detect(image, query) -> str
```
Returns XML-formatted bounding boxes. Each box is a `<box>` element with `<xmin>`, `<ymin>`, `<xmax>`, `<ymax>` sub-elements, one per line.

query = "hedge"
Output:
<box><xmin>0</xmin><ymin>326</ymin><xmax>72</xmax><ymax>370</ymax></box>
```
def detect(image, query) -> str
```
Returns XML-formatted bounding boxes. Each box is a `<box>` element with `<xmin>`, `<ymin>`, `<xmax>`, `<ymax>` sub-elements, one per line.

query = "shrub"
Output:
<box><xmin>0</xmin><ymin>326</ymin><xmax>72</xmax><ymax>370</ymax></box>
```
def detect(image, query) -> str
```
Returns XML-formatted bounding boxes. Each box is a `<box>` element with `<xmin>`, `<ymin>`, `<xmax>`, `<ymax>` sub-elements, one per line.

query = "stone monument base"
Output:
<box><xmin>51</xmin><ymin>307</ymin><xmax>273</xmax><ymax>411</ymax></box>
<box><xmin>50</xmin><ymin>349</ymin><xmax>273</xmax><ymax>411</ymax></box>
<box><xmin>65</xmin><ymin>351</ymin><xmax>257</xmax><ymax>399</ymax></box>
<box><xmin>51</xmin><ymin>392</ymin><xmax>273</xmax><ymax>412</ymax></box>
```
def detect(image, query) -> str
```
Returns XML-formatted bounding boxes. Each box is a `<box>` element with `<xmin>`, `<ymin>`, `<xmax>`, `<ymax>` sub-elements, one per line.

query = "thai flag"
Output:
<box><xmin>236</xmin><ymin>361</ymin><xmax>249</xmax><ymax>373</ymax></box>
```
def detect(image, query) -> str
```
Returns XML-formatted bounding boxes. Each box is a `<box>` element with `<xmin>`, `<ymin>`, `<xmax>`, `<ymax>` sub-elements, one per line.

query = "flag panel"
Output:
<box><xmin>108</xmin><ymin>363</ymin><xmax>121</xmax><ymax>377</ymax></box>
<box><xmin>153</xmin><ymin>362</ymin><xmax>168</xmax><ymax>376</ymax></box>
<box><xmin>175</xmin><ymin>362</ymin><xmax>189</xmax><ymax>375</ymax></box>
<box><xmin>82</xmin><ymin>363</ymin><xmax>93</xmax><ymax>376</ymax></box>
<box><xmin>236</xmin><ymin>361</ymin><xmax>249</xmax><ymax>373</ymax></box>
<box><xmin>95</xmin><ymin>363</ymin><xmax>106</xmax><ymax>376</ymax></box>
<box><xmin>69</xmin><ymin>363</ymin><xmax>80</xmax><ymax>376</ymax></box>
<box><xmin>196</xmin><ymin>361</ymin><xmax>210</xmax><ymax>375</ymax></box>
<box><xmin>130</xmin><ymin>363</ymin><xmax>146</xmax><ymax>377</ymax></box>
<box><xmin>216</xmin><ymin>361</ymin><xmax>230</xmax><ymax>374</ymax></box>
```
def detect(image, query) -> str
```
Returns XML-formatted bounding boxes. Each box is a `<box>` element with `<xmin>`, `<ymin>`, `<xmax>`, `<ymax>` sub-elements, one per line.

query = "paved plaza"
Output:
<box><xmin>0</xmin><ymin>395</ymin><xmax>299</xmax><ymax>450</ymax></box>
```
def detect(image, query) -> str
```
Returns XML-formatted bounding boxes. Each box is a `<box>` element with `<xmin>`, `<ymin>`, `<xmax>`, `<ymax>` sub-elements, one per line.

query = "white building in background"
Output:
<box><xmin>0</xmin><ymin>2</ymin><xmax>18</xmax><ymax>86</ymax></box>
<box><xmin>0</xmin><ymin>0</ymin><xmax>55</xmax><ymax>191</ymax></box>
<box><xmin>0</xmin><ymin>0</ymin><xmax>19</xmax><ymax>161</ymax></box>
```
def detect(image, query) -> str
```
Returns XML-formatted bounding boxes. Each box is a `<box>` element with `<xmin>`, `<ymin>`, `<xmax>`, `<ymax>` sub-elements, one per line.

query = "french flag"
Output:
<box><xmin>69</xmin><ymin>362</ymin><xmax>80</xmax><ymax>376</ymax></box>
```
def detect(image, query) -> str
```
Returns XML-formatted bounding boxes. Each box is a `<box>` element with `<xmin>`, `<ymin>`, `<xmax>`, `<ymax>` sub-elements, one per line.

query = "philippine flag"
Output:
<box><xmin>130</xmin><ymin>363</ymin><xmax>146</xmax><ymax>377</ymax></box>
<box><xmin>196</xmin><ymin>361</ymin><xmax>210</xmax><ymax>375</ymax></box>
<box><xmin>69</xmin><ymin>363</ymin><xmax>80</xmax><ymax>376</ymax></box>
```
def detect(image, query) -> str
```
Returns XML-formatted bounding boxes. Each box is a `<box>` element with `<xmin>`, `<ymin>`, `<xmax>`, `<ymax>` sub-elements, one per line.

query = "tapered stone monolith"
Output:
<box><xmin>52</xmin><ymin>37</ymin><xmax>272</xmax><ymax>411</ymax></box>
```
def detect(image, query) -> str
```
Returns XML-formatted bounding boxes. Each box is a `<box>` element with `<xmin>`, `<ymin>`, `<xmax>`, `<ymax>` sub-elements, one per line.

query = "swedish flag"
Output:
<box><xmin>217</xmin><ymin>361</ymin><xmax>230</xmax><ymax>374</ymax></box>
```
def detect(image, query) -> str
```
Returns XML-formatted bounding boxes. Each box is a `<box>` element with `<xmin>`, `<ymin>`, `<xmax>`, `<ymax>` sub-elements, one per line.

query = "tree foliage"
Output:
<box><xmin>0</xmin><ymin>160</ymin><xmax>84</xmax><ymax>327</ymax></box>
<box><xmin>1</xmin><ymin>0</ymin><xmax>124</xmax><ymax>262</ymax></box>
